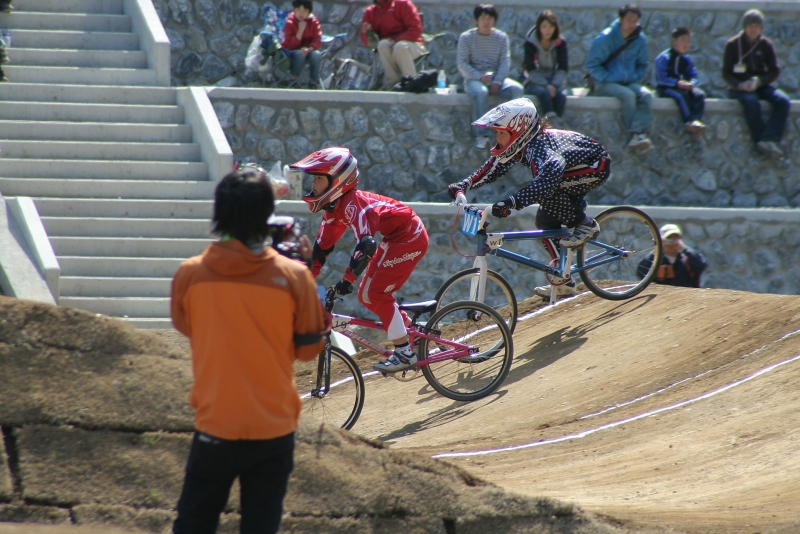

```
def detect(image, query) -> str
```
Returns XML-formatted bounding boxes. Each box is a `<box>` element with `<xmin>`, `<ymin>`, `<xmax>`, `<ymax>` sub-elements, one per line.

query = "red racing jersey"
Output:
<box><xmin>311</xmin><ymin>188</ymin><xmax>425</xmax><ymax>279</ymax></box>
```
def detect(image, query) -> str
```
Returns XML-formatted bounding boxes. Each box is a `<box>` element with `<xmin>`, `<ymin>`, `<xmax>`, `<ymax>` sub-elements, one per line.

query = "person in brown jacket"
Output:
<box><xmin>171</xmin><ymin>164</ymin><xmax>328</xmax><ymax>534</ymax></box>
<box><xmin>722</xmin><ymin>9</ymin><xmax>790</xmax><ymax>159</ymax></box>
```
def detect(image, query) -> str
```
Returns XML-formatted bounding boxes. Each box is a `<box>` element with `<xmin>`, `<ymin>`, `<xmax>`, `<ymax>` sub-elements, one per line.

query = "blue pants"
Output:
<box><xmin>286</xmin><ymin>49</ymin><xmax>321</xmax><ymax>81</ymax></box>
<box><xmin>465</xmin><ymin>78</ymin><xmax>524</xmax><ymax>137</ymax></box>
<box><xmin>524</xmin><ymin>83</ymin><xmax>567</xmax><ymax>117</ymax></box>
<box><xmin>657</xmin><ymin>86</ymin><xmax>705</xmax><ymax>123</ymax></box>
<box><xmin>593</xmin><ymin>82</ymin><xmax>653</xmax><ymax>136</ymax></box>
<box><xmin>727</xmin><ymin>85</ymin><xmax>790</xmax><ymax>143</ymax></box>
<box><xmin>173</xmin><ymin>432</ymin><xmax>294</xmax><ymax>534</ymax></box>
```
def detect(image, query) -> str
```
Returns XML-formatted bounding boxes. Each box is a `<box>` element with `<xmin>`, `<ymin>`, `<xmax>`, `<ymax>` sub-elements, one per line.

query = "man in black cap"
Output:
<box><xmin>722</xmin><ymin>9</ymin><xmax>790</xmax><ymax>160</ymax></box>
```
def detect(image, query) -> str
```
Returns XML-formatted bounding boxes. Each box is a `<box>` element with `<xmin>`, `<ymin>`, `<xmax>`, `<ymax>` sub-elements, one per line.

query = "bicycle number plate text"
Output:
<box><xmin>486</xmin><ymin>234</ymin><xmax>503</xmax><ymax>249</ymax></box>
<box><xmin>461</xmin><ymin>209</ymin><xmax>481</xmax><ymax>237</ymax></box>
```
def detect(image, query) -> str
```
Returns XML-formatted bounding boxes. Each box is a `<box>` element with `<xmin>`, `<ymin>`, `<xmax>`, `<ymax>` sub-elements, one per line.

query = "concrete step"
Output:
<box><xmin>0</xmin><ymin>120</ymin><xmax>192</xmax><ymax>142</ymax></box>
<box><xmin>58</xmin><ymin>256</ymin><xmax>184</xmax><ymax>277</ymax></box>
<box><xmin>0</xmin><ymin>178</ymin><xmax>217</xmax><ymax>199</ymax></box>
<box><xmin>14</xmin><ymin>0</ymin><xmax>124</xmax><ymax>14</ymax></box>
<box><xmin>124</xmin><ymin>318</ymin><xmax>174</xmax><ymax>329</ymax></box>
<box><xmin>1</xmin><ymin>159</ymin><xmax>208</xmax><ymax>180</ymax></box>
<box><xmin>6</xmin><ymin>29</ymin><xmax>140</xmax><ymax>50</ymax></box>
<box><xmin>42</xmin><ymin>217</ymin><xmax>213</xmax><ymax>238</ymax></box>
<box><xmin>59</xmin><ymin>296</ymin><xmax>170</xmax><ymax>318</ymax></box>
<box><xmin>0</xmin><ymin>140</ymin><xmax>201</xmax><ymax>161</ymax></box>
<box><xmin>35</xmin><ymin>198</ymin><xmax>213</xmax><ymax>218</ymax></box>
<box><xmin>0</xmin><ymin>83</ymin><xmax>178</xmax><ymax>105</ymax></box>
<box><xmin>61</xmin><ymin>276</ymin><xmax>172</xmax><ymax>297</ymax></box>
<box><xmin>50</xmin><ymin>237</ymin><xmax>211</xmax><ymax>258</ymax></box>
<box><xmin>1</xmin><ymin>12</ymin><xmax>131</xmax><ymax>32</ymax></box>
<box><xmin>0</xmin><ymin>101</ymin><xmax>183</xmax><ymax>123</ymax></box>
<box><xmin>3</xmin><ymin>65</ymin><xmax>158</xmax><ymax>86</ymax></box>
<box><xmin>8</xmin><ymin>48</ymin><xmax>148</xmax><ymax>68</ymax></box>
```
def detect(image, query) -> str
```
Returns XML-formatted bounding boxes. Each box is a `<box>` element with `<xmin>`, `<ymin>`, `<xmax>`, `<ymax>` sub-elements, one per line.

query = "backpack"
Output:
<box><xmin>393</xmin><ymin>69</ymin><xmax>438</xmax><ymax>93</ymax></box>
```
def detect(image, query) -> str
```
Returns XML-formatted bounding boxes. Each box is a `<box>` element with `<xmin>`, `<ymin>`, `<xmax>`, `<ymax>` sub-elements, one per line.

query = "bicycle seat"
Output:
<box><xmin>398</xmin><ymin>300</ymin><xmax>438</xmax><ymax>314</ymax></box>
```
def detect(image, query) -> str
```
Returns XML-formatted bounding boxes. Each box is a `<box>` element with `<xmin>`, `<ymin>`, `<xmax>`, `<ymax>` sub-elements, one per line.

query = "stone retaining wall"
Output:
<box><xmin>159</xmin><ymin>0</ymin><xmax>800</xmax><ymax>100</ymax></box>
<box><xmin>272</xmin><ymin>200</ymin><xmax>800</xmax><ymax>320</ymax></box>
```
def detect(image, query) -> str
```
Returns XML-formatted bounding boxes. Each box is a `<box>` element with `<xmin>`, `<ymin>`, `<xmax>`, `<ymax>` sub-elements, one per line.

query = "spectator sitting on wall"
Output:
<box><xmin>522</xmin><ymin>10</ymin><xmax>569</xmax><ymax>120</ymax></box>
<box><xmin>637</xmin><ymin>223</ymin><xmax>708</xmax><ymax>288</ymax></box>
<box><xmin>655</xmin><ymin>26</ymin><xmax>707</xmax><ymax>140</ymax></box>
<box><xmin>457</xmin><ymin>3</ymin><xmax>524</xmax><ymax>151</ymax></box>
<box><xmin>0</xmin><ymin>32</ymin><xmax>8</xmax><ymax>82</ymax></box>
<box><xmin>281</xmin><ymin>0</ymin><xmax>323</xmax><ymax>89</ymax></box>
<box><xmin>360</xmin><ymin>0</ymin><xmax>425</xmax><ymax>90</ymax></box>
<box><xmin>585</xmin><ymin>3</ymin><xmax>654</xmax><ymax>154</ymax></box>
<box><xmin>722</xmin><ymin>8</ymin><xmax>790</xmax><ymax>160</ymax></box>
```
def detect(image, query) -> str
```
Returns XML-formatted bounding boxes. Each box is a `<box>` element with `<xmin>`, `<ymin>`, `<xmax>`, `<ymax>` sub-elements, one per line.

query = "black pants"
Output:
<box><xmin>173</xmin><ymin>431</ymin><xmax>295</xmax><ymax>534</ymax></box>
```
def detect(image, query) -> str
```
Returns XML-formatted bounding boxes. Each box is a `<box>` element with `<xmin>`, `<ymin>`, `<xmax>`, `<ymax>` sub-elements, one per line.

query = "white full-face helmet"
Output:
<box><xmin>473</xmin><ymin>97</ymin><xmax>541</xmax><ymax>163</ymax></box>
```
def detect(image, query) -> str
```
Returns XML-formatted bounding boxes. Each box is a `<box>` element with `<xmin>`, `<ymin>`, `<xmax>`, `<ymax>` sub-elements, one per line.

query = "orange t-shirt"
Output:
<box><xmin>171</xmin><ymin>240</ymin><xmax>326</xmax><ymax>440</ymax></box>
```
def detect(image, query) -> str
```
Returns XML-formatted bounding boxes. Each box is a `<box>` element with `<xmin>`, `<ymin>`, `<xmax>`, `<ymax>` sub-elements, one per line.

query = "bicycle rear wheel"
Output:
<box><xmin>420</xmin><ymin>301</ymin><xmax>513</xmax><ymax>402</ymax></box>
<box><xmin>298</xmin><ymin>346</ymin><xmax>364</xmax><ymax>430</ymax></box>
<box><xmin>577</xmin><ymin>206</ymin><xmax>662</xmax><ymax>300</ymax></box>
<box><xmin>435</xmin><ymin>268</ymin><xmax>518</xmax><ymax>333</ymax></box>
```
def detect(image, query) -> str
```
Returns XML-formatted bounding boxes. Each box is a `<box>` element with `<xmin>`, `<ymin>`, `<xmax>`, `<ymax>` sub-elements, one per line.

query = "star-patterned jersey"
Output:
<box><xmin>464</xmin><ymin>128</ymin><xmax>610</xmax><ymax>210</ymax></box>
<box><xmin>311</xmin><ymin>188</ymin><xmax>426</xmax><ymax>278</ymax></box>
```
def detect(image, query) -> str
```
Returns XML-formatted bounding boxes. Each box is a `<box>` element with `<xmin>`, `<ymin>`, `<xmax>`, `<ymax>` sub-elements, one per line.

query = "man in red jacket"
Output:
<box><xmin>281</xmin><ymin>0</ymin><xmax>323</xmax><ymax>88</ymax></box>
<box><xmin>360</xmin><ymin>0</ymin><xmax>425</xmax><ymax>89</ymax></box>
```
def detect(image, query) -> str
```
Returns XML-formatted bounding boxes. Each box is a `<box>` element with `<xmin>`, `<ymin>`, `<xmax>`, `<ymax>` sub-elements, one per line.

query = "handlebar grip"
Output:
<box><xmin>455</xmin><ymin>192</ymin><xmax>467</xmax><ymax>205</ymax></box>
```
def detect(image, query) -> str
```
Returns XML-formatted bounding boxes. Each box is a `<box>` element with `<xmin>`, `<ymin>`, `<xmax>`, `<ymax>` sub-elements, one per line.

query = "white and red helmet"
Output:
<box><xmin>473</xmin><ymin>97</ymin><xmax>540</xmax><ymax>163</ymax></box>
<box><xmin>292</xmin><ymin>147</ymin><xmax>359</xmax><ymax>213</ymax></box>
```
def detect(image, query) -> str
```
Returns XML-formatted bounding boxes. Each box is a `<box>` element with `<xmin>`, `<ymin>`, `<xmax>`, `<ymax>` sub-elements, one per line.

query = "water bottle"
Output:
<box><xmin>437</xmin><ymin>70</ymin><xmax>446</xmax><ymax>89</ymax></box>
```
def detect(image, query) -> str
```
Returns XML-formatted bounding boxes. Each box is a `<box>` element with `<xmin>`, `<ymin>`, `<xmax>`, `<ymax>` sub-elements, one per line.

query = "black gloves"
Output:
<box><xmin>334</xmin><ymin>279</ymin><xmax>353</xmax><ymax>295</ymax></box>
<box><xmin>491</xmin><ymin>198</ymin><xmax>515</xmax><ymax>218</ymax></box>
<box><xmin>447</xmin><ymin>180</ymin><xmax>471</xmax><ymax>200</ymax></box>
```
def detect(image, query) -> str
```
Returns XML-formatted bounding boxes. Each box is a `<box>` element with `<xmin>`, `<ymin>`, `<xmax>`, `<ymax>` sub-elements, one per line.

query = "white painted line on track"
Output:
<box><xmin>433</xmin><ymin>350</ymin><xmax>800</xmax><ymax>458</ymax></box>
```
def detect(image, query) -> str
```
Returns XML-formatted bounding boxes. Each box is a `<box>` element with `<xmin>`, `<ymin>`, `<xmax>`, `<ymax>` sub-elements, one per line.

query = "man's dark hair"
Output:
<box><xmin>474</xmin><ymin>4</ymin><xmax>498</xmax><ymax>21</ymax></box>
<box><xmin>671</xmin><ymin>26</ymin><xmax>690</xmax><ymax>39</ymax></box>
<box><xmin>618</xmin><ymin>3</ymin><xmax>641</xmax><ymax>19</ymax></box>
<box><xmin>534</xmin><ymin>10</ymin><xmax>561</xmax><ymax>42</ymax></box>
<box><xmin>213</xmin><ymin>164</ymin><xmax>275</xmax><ymax>244</ymax></box>
<box><xmin>292</xmin><ymin>0</ymin><xmax>313</xmax><ymax>11</ymax></box>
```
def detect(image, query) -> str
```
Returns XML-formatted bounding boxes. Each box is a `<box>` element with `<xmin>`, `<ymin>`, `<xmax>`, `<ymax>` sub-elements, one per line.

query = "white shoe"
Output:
<box><xmin>373</xmin><ymin>351</ymin><xmax>417</xmax><ymax>373</ymax></box>
<box><xmin>534</xmin><ymin>283</ymin><xmax>577</xmax><ymax>298</ymax></box>
<box><xmin>474</xmin><ymin>137</ymin><xmax>490</xmax><ymax>150</ymax></box>
<box><xmin>627</xmin><ymin>133</ymin><xmax>653</xmax><ymax>153</ymax></box>
<box><xmin>561</xmin><ymin>219</ymin><xmax>600</xmax><ymax>248</ymax></box>
<box><xmin>544</xmin><ymin>111</ymin><xmax>558</xmax><ymax>119</ymax></box>
<box><xmin>756</xmin><ymin>140</ymin><xmax>783</xmax><ymax>159</ymax></box>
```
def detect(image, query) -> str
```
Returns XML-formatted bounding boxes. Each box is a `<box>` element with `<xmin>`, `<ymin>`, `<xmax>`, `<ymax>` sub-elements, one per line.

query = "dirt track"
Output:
<box><xmin>2</xmin><ymin>286</ymin><xmax>799</xmax><ymax>533</ymax></box>
<box><xmin>346</xmin><ymin>285</ymin><xmax>800</xmax><ymax>533</ymax></box>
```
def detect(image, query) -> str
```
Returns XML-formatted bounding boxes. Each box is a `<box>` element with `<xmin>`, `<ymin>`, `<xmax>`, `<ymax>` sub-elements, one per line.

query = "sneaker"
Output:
<box><xmin>0</xmin><ymin>72</ymin><xmax>7</xmax><ymax>83</ymax></box>
<box><xmin>534</xmin><ymin>282</ymin><xmax>577</xmax><ymax>298</ymax></box>
<box><xmin>756</xmin><ymin>140</ymin><xmax>784</xmax><ymax>159</ymax></box>
<box><xmin>561</xmin><ymin>218</ymin><xmax>600</xmax><ymax>248</ymax></box>
<box><xmin>0</xmin><ymin>4</ymin><xmax>12</xmax><ymax>12</ymax></box>
<box><xmin>684</xmin><ymin>120</ymin><xmax>706</xmax><ymax>140</ymax></box>
<box><xmin>373</xmin><ymin>351</ymin><xmax>417</xmax><ymax>373</ymax></box>
<box><xmin>627</xmin><ymin>133</ymin><xmax>653</xmax><ymax>154</ymax></box>
<box><xmin>474</xmin><ymin>137</ymin><xmax>490</xmax><ymax>150</ymax></box>
<box><xmin>544</xmin><ymin>111</ymin><xmax>558</xmax><ymax>119</ymax></box>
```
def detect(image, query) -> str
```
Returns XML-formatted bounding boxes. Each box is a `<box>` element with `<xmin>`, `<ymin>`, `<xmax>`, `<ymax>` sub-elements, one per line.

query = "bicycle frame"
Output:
<box><xmin>460</xmin><ymin>204</ymin><xmax>633</xmax><ymax>303</ymax></box>
<box><xmin>328</xmin><ymin>311</ymin><xmax>474</xmax><ymax>367</ymax></box>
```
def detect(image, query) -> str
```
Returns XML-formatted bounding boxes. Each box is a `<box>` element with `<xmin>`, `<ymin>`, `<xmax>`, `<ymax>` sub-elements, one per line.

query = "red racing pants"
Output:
<box><xmin>357</xmin><ymin>227</ymin><xmax>428</xmax><ymax>338</ymax></box>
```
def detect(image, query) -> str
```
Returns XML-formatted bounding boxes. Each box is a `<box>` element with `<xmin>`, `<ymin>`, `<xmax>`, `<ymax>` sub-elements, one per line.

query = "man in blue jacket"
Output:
<box><xmin>585</xmin><ymin>4</ymin><xmax>653</xmax><ymax>154</ymax></box>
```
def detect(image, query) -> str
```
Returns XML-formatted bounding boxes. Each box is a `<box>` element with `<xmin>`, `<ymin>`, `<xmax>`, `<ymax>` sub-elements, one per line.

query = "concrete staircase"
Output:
<box><xmin>0</xmin><ymin>0</ymin><xmax>225</xmax><ymax>328</ymax></box>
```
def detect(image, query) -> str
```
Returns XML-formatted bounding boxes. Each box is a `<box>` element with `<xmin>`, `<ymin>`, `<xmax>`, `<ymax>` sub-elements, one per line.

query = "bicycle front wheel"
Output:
<box><xmin>435</xmin><ymin>268</ymin><xmax>518</xmax><ymax>333</ymax></box>
<box><xmin>298</xmin><ymin>346</ymin><xmax>364</xmax><ymax>430</ymax></box>
<box><xmin>420</xmin><ymin>301</ymin><xmax>513</xmax><ymax>402</ymax></box>
<box><xmin>577</xmin><ymin>206</ymin><xmax>662</xmax><ymax>300</ymax></box>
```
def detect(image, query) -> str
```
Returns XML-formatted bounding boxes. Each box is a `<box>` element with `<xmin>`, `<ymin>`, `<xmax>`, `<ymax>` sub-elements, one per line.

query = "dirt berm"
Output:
<box><xmin>1</xmin><ymin>286</ymin><xmax>799</xmax><ymax>533</ymax></box>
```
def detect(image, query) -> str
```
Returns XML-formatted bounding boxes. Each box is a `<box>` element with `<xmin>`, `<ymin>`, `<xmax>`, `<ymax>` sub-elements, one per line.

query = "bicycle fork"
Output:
<box><xmin>549</xmin><ymin>247</ymin><xmax>573</xmax><ymax>305</ymax></box>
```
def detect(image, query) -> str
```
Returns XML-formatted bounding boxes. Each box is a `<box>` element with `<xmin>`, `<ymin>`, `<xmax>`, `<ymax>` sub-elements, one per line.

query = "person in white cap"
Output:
<box><xmin>637</xmin><ymin>223</ymin><xmax>708</xmax><ymax>288</ymax></box>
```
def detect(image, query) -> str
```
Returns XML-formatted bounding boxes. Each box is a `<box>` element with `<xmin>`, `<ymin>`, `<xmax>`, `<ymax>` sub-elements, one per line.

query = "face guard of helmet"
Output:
<box><xmin>291</xmin><ymin>147</ymin><xmax>360</xmax><ymax>213</ymax></box>
<box><xmin>473</xmin><ymin>98</ymin><xmax>540</xmax><ymax>164</ymax></box>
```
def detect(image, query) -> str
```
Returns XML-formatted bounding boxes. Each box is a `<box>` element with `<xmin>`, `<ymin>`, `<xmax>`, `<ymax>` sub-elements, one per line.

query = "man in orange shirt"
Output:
<box><xmin>171</xmin><ymin>164</ymin><xmax>327</xmax><ymax>534</ymax></box>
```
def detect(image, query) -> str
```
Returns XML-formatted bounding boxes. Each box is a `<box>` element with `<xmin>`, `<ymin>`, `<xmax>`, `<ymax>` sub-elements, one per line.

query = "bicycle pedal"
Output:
<box><xmin>380</xmin><ymin>371</ymin><xmax>391</xmax><ymax>378</ymax></box>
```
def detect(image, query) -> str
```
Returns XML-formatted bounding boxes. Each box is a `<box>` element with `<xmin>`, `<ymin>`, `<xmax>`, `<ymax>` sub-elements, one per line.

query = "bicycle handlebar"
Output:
<box><xmin>452</xmin><ymin>193</ymin><xmax>492</xmax><ymax>232</ymax></box>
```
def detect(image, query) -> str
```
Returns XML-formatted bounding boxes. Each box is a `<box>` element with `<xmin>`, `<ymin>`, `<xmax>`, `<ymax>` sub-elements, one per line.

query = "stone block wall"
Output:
<box><xmin>158</xmin><ymin>0</ymin><xmax>800</xmax><ymax>99</ymax></box>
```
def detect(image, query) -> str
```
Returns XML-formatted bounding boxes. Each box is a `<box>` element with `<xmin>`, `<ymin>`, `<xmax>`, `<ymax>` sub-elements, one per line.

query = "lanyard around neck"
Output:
<box><xmin>737</xmin><ymin>32</ymin><xmax>761</xmax><ymax>63</ymax></box>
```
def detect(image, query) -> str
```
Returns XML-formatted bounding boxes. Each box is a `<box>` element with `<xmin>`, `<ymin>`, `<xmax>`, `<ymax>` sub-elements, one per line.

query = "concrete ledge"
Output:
<box><xmin>355</xmin><ymin>0</ymin><xmax>800</xmax><ymax>11</ymax></box>
<box><xmin>124</xmin><ymin>0</ymin><xmax>170</xmax><ymax>87</ymax></box>
<box><xmin>6</xmin><ymin>197</ymin><xmax>60</xmax><ymax>302</ymax></box>
<box><xmin>179</xmin><ymin>86</ymin><xmax>233</xmax><ymax>182</ymax></box>
<box><xmin>0</xmin><ymin>195</ymin><xmax>56</xmax><ymax>305</ymax></box>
